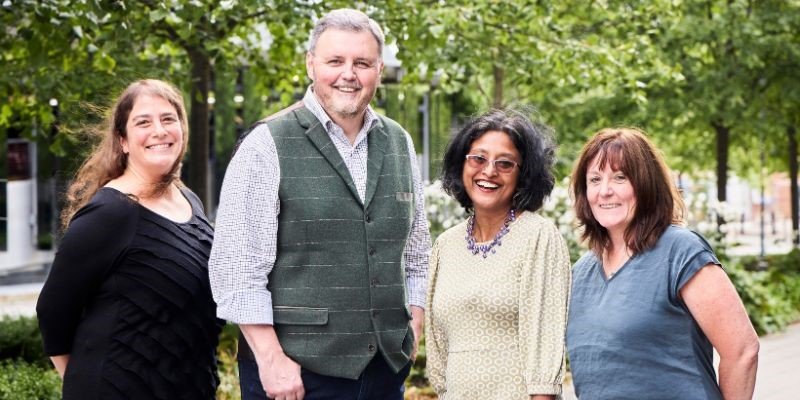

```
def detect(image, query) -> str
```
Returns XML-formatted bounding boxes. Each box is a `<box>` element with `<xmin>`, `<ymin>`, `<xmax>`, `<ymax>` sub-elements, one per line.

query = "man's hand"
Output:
<box><xmin>258</xmin><ymin>350</ymin><xmax>304</xmax><ymax>400</ymax></box>
<box><xmin>240</xmin><ymin>324</ymin><xmax>305</xmax><ymax>400</ymax></box>
<box><xmin>410</xmin><ymin>305</ymin><xmax>425</xmax><ymax>361</ymax></box>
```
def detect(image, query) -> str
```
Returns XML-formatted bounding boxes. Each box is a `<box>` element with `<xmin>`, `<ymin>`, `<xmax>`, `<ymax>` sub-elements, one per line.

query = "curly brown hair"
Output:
<box><xmin>60</xmin><ymin>79</ymin><xmax>189</xmax><ymax>229</ymax></box>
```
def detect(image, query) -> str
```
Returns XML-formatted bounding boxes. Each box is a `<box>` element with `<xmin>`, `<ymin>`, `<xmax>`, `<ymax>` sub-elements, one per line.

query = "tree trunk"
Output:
<box><xmin>789</xmin><ymin>125</ymin><xmax>799</xmax><ymax>246</ymax></box>
<box><xmin>186</xmin><ymin>48</ymin><xmax>212</xmax><ymax>210</ymax></box>
<box><xmin>492</xmin><ymin>65</ymin><xmax>504</xmax><ymax>108</ymax></box>
<box><xmin>712</xmin><ymin>122</ymin><xmax>730</xmax><ymax>202</ymax></box>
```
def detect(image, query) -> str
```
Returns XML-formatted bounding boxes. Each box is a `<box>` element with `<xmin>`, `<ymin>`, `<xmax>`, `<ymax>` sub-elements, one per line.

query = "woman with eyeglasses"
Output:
<box><xmin>425</xmin><ymin>109</ymin><xmax>571</xmax><ymax>399</ymax></box>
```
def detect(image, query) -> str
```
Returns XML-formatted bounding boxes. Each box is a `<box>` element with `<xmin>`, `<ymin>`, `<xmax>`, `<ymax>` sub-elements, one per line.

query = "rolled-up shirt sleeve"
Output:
<box><xmin>402</xmin><ymin>132</ymin><xmax>432</xmax><ymax>309</ymax></box>
<box><xmin>209</xmin><ymin>124</ymin><xmax>280</xmax><ymax>324</ymax></box>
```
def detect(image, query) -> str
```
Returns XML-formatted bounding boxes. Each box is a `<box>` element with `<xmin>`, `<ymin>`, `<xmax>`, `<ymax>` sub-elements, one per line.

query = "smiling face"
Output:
<box><xmin>586</xmin><ymin>155</ymin><xmax>637</xmax><ymax>238</ymax></box>
<box><xmin>462</xmin><ymin>130</ymin><xmax>521</xmax><ymax>217</ymax></box>
<box><xmin>120</xmin><ymin>94</ymin><xmax>184</xmax><ymax>181</ymax></box>
<box><xmin>306</xmin><ymin>28</ymin><xmax>383</xmax><ymax>124</ymax></box>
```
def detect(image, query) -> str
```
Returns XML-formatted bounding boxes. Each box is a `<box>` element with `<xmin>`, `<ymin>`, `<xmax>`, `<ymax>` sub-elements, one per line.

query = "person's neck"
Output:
<box><xmin>472</xmin><ymin>208</ymin><xmax>514</xmax><ymax>242</ymax></box>
<box><xmin>330</xmin><ymin>111</ymin><xmax>366</xmax><ymax>144</ymax></box>
<box><xmin>607</xmin><ymin>228</ymin><xmax>626</xmax><ymax>252</ymax></box>
<box><xmin>603</xmin><ymin>230</ymin><xmax>631</xmax><ymax>267</ymax></box>
<box><xmin>603</xmin><ymin>242</ymin><xmax>632</xmax><ymax>272</ymax></box>
<box><xmin>112</xmin><ymin>168</ymin><xmax>166</xmax><ymax>198</ymax></box>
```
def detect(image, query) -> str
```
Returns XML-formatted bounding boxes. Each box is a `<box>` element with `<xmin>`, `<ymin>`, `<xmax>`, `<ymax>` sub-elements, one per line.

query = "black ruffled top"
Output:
<box><xmin>37</xmin><ymin>187</ymin><xmax>222</xmax><ymax>400</ymax></box>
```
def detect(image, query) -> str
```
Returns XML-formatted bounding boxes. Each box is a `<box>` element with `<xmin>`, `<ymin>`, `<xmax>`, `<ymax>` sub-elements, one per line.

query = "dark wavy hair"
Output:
<box><xmin>571</xmin><ymin>127</ymin><xmax>685</xmax><ymax>256</ymax></box>
<box><xmin>440</xmin><ymin>108</ymin><xmax>557</xmax><ymax>213</ymax></box>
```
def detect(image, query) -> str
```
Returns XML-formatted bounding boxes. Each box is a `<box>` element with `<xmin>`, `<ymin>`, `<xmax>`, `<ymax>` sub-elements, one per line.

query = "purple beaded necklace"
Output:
<box><xmin>465</xmin><ymin>208</ymin><xmax>516</xmax><ymax>258</ymax></box>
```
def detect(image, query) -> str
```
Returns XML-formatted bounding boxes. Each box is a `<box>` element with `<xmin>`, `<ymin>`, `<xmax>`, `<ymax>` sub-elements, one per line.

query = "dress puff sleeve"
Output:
<box><xmin>518</xmin><ymin>218</ymin><xmax>572</xmax><ymax>396</ymax></box>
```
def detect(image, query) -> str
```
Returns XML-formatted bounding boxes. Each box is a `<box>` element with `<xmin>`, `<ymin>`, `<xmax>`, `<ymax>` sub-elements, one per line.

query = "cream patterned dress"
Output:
<box><xmin>425</xmin><ymin>211</ymin><xmax>571</xmax><ymax>399</ymax></box>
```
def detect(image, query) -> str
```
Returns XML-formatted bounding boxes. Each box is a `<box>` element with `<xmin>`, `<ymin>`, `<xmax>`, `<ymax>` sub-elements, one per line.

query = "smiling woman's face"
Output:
<box><xmin>585</xmin><ymin>155</ymin><xmax>637</xmax><ymax>236</ymax></box>
<box><xmin>462</xmin><ymin>130</ymin><xmax>521</xmax><ymax>216</ymax></box>
<box><xmin>120</xmin><ymin>94</ymin><xmax>184</xmax><ymax>181</ymax></box>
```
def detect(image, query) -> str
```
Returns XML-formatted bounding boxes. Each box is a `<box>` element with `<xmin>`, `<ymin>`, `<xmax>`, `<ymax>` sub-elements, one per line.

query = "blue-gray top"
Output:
<box><xmin>566</xmin><ymin>225</ymin><xmax>723</xmax><ymax>400</ymax></box>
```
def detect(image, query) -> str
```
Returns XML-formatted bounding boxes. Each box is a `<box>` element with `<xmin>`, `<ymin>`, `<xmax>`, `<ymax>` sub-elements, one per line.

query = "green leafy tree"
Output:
<box><xmin>3</xmin><ymin>1</ymin><xmax>362</xmax><ymax>208</ymax></box>
<box><xmin>381</xmin><ymin>0</ymin><xmax>686</xmax><ymax>176</ymax></box>
<box><xmin>65</xmin><ymin>0</ymin><xmax>331</xmax><ymax>208</ymax></box>
<box><xmin>639</xmin><ymin>0</ymin><xmax>800</xmax><ymax>207</ymax></box>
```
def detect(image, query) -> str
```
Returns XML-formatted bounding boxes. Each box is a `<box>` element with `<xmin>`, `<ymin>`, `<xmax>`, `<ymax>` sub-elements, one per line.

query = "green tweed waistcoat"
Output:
<box><xmin>262</xmin><ymin>105</ymin><xmax>415</xmax><ymax>379</ymax></box>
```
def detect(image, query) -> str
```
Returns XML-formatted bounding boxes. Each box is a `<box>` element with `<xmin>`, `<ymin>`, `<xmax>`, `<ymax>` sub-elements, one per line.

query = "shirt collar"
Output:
<box><xmin>302</xmin><ymin>85</ymin><xmax>380</xmax><ymax>134</ymax></box>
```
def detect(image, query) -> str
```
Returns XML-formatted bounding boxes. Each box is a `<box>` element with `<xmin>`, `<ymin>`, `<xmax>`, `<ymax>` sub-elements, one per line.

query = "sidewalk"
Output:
<box><xmin>753</xmin><ymin>321</ymin><xmax>800</xmax><ymax>399</ymax></box>
<box><xmin>0</xmin><ymin>283</ymin><xmax>798</xmax><ymax>399</ymax></box>
<box><xmin>0</xmin><ymin>282</ymin><xmax>42</xmax><ymax>317</ymax></box>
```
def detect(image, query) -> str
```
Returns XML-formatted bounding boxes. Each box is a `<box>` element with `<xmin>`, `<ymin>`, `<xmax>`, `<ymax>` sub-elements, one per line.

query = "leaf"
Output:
<box><xmin>149</xmin><ymin>8</ymin><xmax>169</xmax><ymax>23</ymax></box>
<box><xmin>92</xmin><ymin>51</ymin><xmax>116</xmax><ymax>73</ymax></box>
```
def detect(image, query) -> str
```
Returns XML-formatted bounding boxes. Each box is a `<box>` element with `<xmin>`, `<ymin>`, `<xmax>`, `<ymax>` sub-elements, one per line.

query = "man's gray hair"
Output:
<box><xmin>308</xmin><ymin>8</ymin><xmax>385</xmax><ymax>56</ymax></box>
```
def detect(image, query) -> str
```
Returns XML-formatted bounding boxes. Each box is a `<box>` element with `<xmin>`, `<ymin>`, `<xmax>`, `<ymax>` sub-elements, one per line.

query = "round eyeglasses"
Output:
<box><xmin>465</xmin><ymin>154</ymin><xmax>519</xmax><ymax>173</ymax></box>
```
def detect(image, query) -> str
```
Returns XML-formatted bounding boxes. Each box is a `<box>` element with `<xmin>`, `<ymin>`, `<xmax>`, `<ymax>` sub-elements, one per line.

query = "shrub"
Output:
<box><xmin>0</xmin><ymin>360</ymin><xmax>60</xmax><ymax>400</ymax></box>
<box><xmin>0</xmin><ymin>315</ymin><xmax>48</xmax><ymax>367</ymax></box>
<box><xmin>727</xmin><ymin>250</ymin><xmax>800</xmax><ymax>335</ymax></box>
<box><xmin>216</xmin><ymin>323</ymin><xmax>241</xmax><ymax>400</ymax></box>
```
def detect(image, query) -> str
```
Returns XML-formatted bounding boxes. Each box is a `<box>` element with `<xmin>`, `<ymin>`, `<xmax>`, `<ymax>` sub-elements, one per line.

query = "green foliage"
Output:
<box><xmin>0</xmin><ymin>360</ymin><xmax>60</xmax><ymax>400</ymax></box>
<box><xmin>216</xmin><ymin>323</ymin><xmax>241</xmax><ymax>400</ymax></box>
<box><xmin>408</xmin><ymin>343</ymin><xmax>425</xmax><ymax>385</ymax></box>
<box><xmin>727</xmin><ymin>250</ymin><xmax>800</xmax><ymax>335</ymax></box>
<box><xmin>406</xmin><ymin>334</ymin><xmax>434</xmax><ymax>396</ymax></box>
<box><xmin>383</xmin><ymin>85</ymin><xmax>424</xmax><ymax>153</ymax></box>
<box><xmin>0</xmin><ymin>316</ymin><xmax>48</xmax><ymax>367</ymax></box>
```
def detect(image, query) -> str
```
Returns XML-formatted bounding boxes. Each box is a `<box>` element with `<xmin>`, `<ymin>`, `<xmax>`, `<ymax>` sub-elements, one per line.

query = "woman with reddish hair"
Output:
<box><xmin>566</xmin><ymin>127</ymin><xmax>759</xmax><ymax>399</ymax></box>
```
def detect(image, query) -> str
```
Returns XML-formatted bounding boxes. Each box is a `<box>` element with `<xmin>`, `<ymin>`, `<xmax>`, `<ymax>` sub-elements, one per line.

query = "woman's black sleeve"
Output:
<box><xmin>36</xmin><ymin>193</ymin><xmax>138</xmax><ymax>355</ymax></box>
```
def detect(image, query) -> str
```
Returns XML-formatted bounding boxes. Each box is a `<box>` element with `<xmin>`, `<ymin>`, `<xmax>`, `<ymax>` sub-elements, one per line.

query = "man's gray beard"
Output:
<box><xmin>333</xmin><ymin>93</ymin><xmax>375</xmax><ymax>119</ymax></box>
<box><xmin>334</xmin><ymin>105</ymin><xmax>361</xmax><ymax>119</ymax></box>
<box><xmin>324</xmin><ymin>84</ymin><xmax>379</xmax><ymax>121</ymax></box>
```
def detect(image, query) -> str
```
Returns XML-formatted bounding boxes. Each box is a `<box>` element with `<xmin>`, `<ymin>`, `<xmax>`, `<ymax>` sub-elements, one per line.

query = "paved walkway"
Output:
<box><xmin>1</xmin><ymin>283</ymin><xmax>797</xmax><ymax>399</ymax></box>
<box><xmin>753</xmin><ymin>322</ymin><xmax>800</xmax><ymax>399</ymax></box>
<box><xmin>0</xmin><ymin>282</ymin><xmax>42</xmax><ymax>317</ymax></box>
